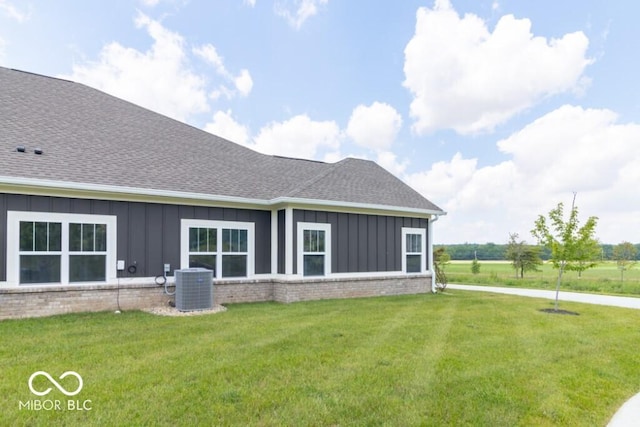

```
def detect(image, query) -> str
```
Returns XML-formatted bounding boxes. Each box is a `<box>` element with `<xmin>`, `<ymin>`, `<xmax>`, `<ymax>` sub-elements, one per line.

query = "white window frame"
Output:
<box><xmin>7</xmin><ymin>211</ymin><xmax>117</xmax><ymax>286</ymax></box>
<box><xmin>180</xmin><ymin>219</ymin><xmax>255</xmax><ymax>279</ymax></box>
<box><xmin>297</xmin><ymin>222</ymin><xmax>331</xmax><ymax>277</ymax></box>
<box><xmin>402</xmin><ymin>227</ymin><xmax>426</xmax><ymax>274</ymax></box>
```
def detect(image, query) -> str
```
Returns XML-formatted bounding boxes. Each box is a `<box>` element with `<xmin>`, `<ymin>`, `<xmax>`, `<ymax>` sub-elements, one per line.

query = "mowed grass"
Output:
<box><xmin>2</xmin><ymin>293</ymin><xmax>640</xmax><ymax>426</ymax></box>
<box><xmin>447</xmin><ymin>261</ymin><xmax>640</xmax><ymax>295</ymax></box>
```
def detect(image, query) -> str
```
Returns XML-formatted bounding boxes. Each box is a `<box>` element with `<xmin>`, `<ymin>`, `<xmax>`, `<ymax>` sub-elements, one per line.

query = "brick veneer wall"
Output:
<box><xmin>0</xmin><ymin>274</ymin><xmax>432</xmax><ymax>320</ymax></box>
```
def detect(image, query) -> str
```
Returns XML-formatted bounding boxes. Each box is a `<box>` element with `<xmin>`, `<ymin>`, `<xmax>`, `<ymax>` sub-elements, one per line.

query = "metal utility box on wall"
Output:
<box><xmin>175</xmin><ymin>268</ymin><xmax>214</xmax><ymax>311</ymax></box>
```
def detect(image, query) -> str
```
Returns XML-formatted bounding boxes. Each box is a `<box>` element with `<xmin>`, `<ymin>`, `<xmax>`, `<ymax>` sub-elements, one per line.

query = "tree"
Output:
<box><xmin>470</xmin><ymin>258</ymin><xmax>481</xmax><ymax>274</ymax></box>
<box><xmin>613</xmin><ymin>242</ymin><xmax>638</xmax><ymax>283</ymax></box>
<box><xmin>434</xmin><ymin>247</ymin><xmax>450</xmax><ymax>291</ymax></box>
<box><xmin>573</xmin><ymin>237</ymin><xmax>601</xmax><ymax>278</ymax></box>
<box><xmin>531</xmin><ymin>195</ymin><xmax>598</xmax><ymax>311</ymax></box>
<box><xmin>505</xmin><ymin>233</ymin><xmax>542</xmax><ymax>278</ymax></box>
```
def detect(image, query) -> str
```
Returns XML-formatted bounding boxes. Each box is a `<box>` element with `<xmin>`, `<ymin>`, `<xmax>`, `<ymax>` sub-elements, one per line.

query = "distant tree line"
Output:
<box><xmin>437</xmin><ymin>242</ymin><xmax>640</xmax><ymax>261</ymax></box>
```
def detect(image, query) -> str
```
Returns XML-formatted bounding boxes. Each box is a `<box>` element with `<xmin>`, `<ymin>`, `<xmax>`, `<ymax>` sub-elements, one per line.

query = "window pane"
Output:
<box><xmin>197</xmin><ymin>228</ymin><xmax>208</xmax><ymax>252</ymax></box>
<box><xmin>189</xmin><ymin>228</ymin><xmax>198</xmax><ymax>251</ymax></box>
<box><xmin>304</xmin><ymin>230</ymin><xmax>311</xmax><ymax>252</ymax></box>
<box><xmin>34</xmin><ymin>222</ymin><xmax>48</xmax><ymax>251</ymax></box>
<box><xmin>189</xmin><ymin>254</ymin><xmax>216</xmax><ymax>272</ymax></box>
<box><xmin>49</xmin><ymin>223</ymin><xmax>62</xmax><ymax>251</ymax></box>
<box><xmin>19</xmin><ymin>222</ymin><xmax>33</xmax><ymax>251</ymax></box>
<box><xmin>407</xmin><ymin>234</ymin><xmax>422</xmax><ymax>253</ymax></box>
<box><xmin>222</xmin><ymin>229</ymin><xmax>247</xmax><ymax>253</ymax></box>
<box><xmin>222</xmin><ymin>229</ymin><xmax>230</xmax><ymax>252</ymax></box>
<box><xmin>222</xmin><ymin>255</ymin><xmax>247</xmax><ymax>277</ymax></box>
<box><xmin>317</xmin><ymin>230</ymin><xmax>325</xmax><ymax>252</ymax></box>
<box><xmin>208</xmin><ymin>228</ymin><xmax>217</xmax><ymax>252</ymax></box>
<box><xmin>304</xmin><ymin>229</ymin><xmax>325</xmax><ymax>253</ymax></box>
<box><xmin>95</xmin><ymin>224</ymin><xmax>107</xmax><ymax>251</ymax></box>
<box><xmin>407</xmin><ymin>255</ymin><xmax>421</xmax><ymax>273</ymax></box>
<box><xmin>82</xmin><ymin>223</ymin><xmax>95</xmax><ymax>252</ymax></box>
<box><xmin>304</xmin><ymin>254</ymin><xmax>325</xmax><ymax>276</ymax></box>
<box><xmin>238</xmin><ymin>230</ymin><xmax>247</xmax><ymax>252</ymax></box>
<box><xmin>69</xmin><ymin>223</ymin><xmax>82</xmax><ymax>251</ymax></box>
<box><xmin>20</xmin><ymin>255</ymin><xmax>61</xmax><ymax>284</ymax></box>
<box><xmin>70</xmin><ymin>255</ymin><xmax>106</xmax><ymax>282</ymax></box>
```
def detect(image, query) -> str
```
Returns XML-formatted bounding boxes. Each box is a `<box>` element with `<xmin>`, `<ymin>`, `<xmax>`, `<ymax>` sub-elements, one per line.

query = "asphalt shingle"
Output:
<box><xmin>0</xmin><ymin>67</ymin><xmax>443</xmax><ymax>213</ymax></box>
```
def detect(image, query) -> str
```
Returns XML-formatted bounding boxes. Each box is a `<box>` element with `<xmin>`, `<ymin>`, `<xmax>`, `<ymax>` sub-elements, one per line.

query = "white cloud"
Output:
<box><xmin>140</xmin><ymin>0</ymin><xmax>160</xmax><ymax>6</ymax></box>
<box><xmin>403</xmin><ymin>0</ymin><xmax>592</xmax><ymax>135</ymax></box>
<box><xmin>204</xmin><ymin>111</ymin><xmax>343</xmax><ymax>161</ymax></box>
<box><xmin>252</xmin><ymin>114</ymin><xmax>341</xmax><ymax>159</ymax></box>
<box><xmin>204</xmin><ymin>110</ymin><xmax>251</xmax><ymax>145</ymax></box>
<box><xmin>376</xmin><ymin>151</ymin><xmax>408</xmax><ymax>176</ymax></box>
<box><xmin>275</xmin><ymin>0</ymin><xmax>328</xmax><ymax>30</ymax></box>
<box><xmin>346</xmin><ymin>102</ymin><xmax>402</xmax><ymax>151</ymax></box>
<box><xmin>193</xmin><ymin>44</ymin><xmax>253</xmax><ymax>98</ymax></box>
<box><xmin>244</xmin><ymin>0</ymin><xmax>256</xmax><ymax>7</ymax></box>
<box><xmin>0</xmin><ymin>0</ymin><xmax>30</xmax><ymax>23</ymax></box>
<box><xmin>407</xmin><ymin>105</ymin><xmax>640</xmax><ymax>244</ymax></box>
<box><xmin>234</xmin><ymin>69</ymin><xmax>253</xmax><ymax>97</ymax></box>
<box><xmin>62</xmin><ymin>13</ymin><xmax>209</xmax><ymax>123</ymax></box>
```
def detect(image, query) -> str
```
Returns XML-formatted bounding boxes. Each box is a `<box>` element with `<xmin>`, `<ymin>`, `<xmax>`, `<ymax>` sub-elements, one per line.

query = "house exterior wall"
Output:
<box><xmin>0</xmin><ymin>193</ymin><xmax>272</xmax><ymax>282</ymax></box>
<box><xmin>0</xmin><ymin>194</ymin><xmax>435</xmax><ymax>319</ymax></box>
<box><xmin>292</xmin><ymin>209</ymin><xmax>429</xmax><ymax>275</ymax></box>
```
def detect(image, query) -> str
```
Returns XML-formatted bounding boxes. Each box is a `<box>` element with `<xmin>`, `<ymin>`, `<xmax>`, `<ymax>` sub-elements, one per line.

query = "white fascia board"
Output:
<box><xmin>270</xmin><ymin>197</ymin><xmax>447</xmax><ymax>217</ymax></box>
<box><xmin>0</xmin><ymin>176</ymin><xmax>271</xmax><ymax>209</ymax></box>
<box><xmin>0</xmin><ymin>176</ymin><xmax>448</xmax><ymax>217</ymax></box>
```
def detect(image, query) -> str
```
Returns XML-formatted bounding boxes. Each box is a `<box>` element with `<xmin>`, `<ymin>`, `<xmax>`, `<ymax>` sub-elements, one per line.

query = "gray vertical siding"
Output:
<box><xmin>292</xmin><ymin>209</ymin><xmax>429</xmax><ymax>274</ymax></box>
<box><xmin>0</xmin><ymin>194</ymin><xmax>272</xmax><ymax>281</ymax></box>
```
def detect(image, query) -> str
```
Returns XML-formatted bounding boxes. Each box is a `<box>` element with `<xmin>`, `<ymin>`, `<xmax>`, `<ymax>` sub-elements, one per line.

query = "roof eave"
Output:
<box><xmin>0</xmin><ymin>176</ymin><xmax>271</xmax><ymax>209</ymax></box>
<box><xmin>270</xmin><ymin>197</ymin><xmax>447</xmax><ymax>217</ymax></box>
<box><xmin>0</xmin><ymin>176</ymin><xmax>447</xmax><ymax>217</ymax></box>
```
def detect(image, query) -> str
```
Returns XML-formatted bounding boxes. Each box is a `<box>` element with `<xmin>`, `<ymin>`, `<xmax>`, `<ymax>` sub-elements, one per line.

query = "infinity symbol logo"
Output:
<box><xmin>28</xmin><ymin>371</ymin><xmax>83</xmax><ymax>396</ymax></box>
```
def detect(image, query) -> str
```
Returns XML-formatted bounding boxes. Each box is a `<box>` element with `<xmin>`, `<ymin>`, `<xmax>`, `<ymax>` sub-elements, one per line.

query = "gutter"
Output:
<box><xmin>430</xmin><ymin>213</ymin><xmax>444</xmax><ymax>293</ymax></box>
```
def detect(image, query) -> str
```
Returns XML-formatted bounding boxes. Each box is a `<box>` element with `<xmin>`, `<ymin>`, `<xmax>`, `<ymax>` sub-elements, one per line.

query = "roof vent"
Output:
<box><xmin>16</xmin><ymin>146</ymin><xmax>26</xmax><ymax>153</ymax></box>
<box><xmin>34</xmin><ymin>148</ymin><xmax>43</xmax><ymax>155</ymax></box>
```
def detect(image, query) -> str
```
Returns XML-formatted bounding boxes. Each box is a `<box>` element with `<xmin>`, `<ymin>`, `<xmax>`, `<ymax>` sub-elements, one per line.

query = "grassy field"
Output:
<box><xmin>2</xmin><ymin>293</ymin><xmax>640</xmax><ymax>426</ymax></box>
<box><xmin>445</xmin><ymin>261</ymin><xmax>640</xmax><ymax>295</ymax></box>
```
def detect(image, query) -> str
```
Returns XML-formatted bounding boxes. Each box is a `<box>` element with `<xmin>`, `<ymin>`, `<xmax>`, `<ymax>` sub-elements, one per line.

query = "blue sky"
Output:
<box><xmin>1</xmin><ymin>0</ymin><xmax>639</xmax><ymax>244</ymax></box>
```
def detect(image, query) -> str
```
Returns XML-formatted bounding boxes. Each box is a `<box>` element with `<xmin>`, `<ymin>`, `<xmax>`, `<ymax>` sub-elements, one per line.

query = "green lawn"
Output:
<box><xmin>2</xmin><ymin>293</ymin><xmax>639</xmax><ymax>426</ymax></box>
<box><xmin>446</xmin><ymin>261</ymin><xmax>640</xmax><ymax>295</ymax></box>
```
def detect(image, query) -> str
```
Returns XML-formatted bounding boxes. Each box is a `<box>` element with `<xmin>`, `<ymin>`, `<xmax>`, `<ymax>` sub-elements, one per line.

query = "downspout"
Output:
<box><xmin>429</xmin><ymin>214</ymin><xmax>441</xmax><ymax>293</ymax></box>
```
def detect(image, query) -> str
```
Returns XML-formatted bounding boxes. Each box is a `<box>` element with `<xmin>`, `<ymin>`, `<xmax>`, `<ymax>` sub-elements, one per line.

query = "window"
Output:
<box><xmin>69</xmin><ymin>223</ymin><xmax>107</xmax><ymax>282</ymax></box>
<box><xmin>297</xmin><ymin>222</ymin><xmax>331</xmax><ymax>277</ymax></box>
<box><xmin>19</xmin><ymin>221</ymin><xmax>62</xmax><ymax>284</ymax></box>
<box><xmin>181</xmin><ymin>220</ymin><xmax>254</xmax><ymax>279</ymax></box>
<box><xmin>402</xmin><ymin>228</ymin><xmax>426</xmax><ymax>273</ymax></box>
<box><xmin>8</xmin><ymin>212</ymin><xmax>117</xmax><ymax>285</ymax></box>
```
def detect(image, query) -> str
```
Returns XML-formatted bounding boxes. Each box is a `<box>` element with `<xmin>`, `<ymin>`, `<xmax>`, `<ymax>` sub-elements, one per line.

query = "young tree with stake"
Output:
<box><xmin>531</xmin><ymin>194</ymin><xmax>599</xmax><ymax>311</ymax></box>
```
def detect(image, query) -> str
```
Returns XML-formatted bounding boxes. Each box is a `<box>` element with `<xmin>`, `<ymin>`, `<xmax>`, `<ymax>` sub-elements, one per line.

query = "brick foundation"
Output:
<box><xmin>0</xmin><ymin>274</ymin><xmax>432</xmax><ymax>320</ymax></box>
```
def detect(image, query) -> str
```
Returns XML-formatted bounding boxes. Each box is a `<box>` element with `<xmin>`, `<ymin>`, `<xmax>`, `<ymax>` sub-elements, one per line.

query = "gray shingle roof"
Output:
<box><xmin>0</xmin><ymin>67</ymin><xmax>443</xmax><ymax>213</ymax></box>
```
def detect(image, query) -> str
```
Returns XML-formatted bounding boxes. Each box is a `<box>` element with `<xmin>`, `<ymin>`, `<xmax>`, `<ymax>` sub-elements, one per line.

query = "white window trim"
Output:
<box><xmin>180</xmin><ymin>219</ymin><xmax>255</xmax><ymax>279</ymax></box>
<box><xmin>402</xmin><ymin>227</ymin><xmax>426</xmax><ymax>274</ymax></box>
<box><xmin>7</xmin><ymin>211</ymin><xmax>117</xmax><ymax>286</ymax></box>
<box><xmin>296</xmin><ymin>222</ymin><xmax>331</xmax><ymax>277</ymax></box>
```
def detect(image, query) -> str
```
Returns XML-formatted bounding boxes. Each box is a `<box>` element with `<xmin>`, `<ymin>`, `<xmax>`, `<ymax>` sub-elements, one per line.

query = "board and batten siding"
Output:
<box><xmin>292</xmin><ymin>209</ymin><xmax>428</xmax><ymax>275</ymax></box>
<box><xmin>0</xmin><ymin>193</ymin><xmax>272</xmax><ymax>281</ymax></box>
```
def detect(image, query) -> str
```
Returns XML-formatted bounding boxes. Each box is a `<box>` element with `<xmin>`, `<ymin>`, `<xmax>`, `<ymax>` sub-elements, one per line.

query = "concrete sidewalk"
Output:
<box><xmin>447</xmin><ymin>284</ymin><xmax>640</xmax><ymax>309</ymax></box>
<box><xmin>447</xmin><ymin>283</ymin><xmax>640</xmax><ymax>426</ymax></box>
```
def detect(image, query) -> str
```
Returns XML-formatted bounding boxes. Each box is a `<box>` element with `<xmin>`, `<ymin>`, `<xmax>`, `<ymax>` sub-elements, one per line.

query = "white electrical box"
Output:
<box><xmin>117</xmin><ymin>260</ymin><xmax>125</xmax><ymax>271</ymax></box>
<box><xmin>164</xmin><ymin>263</ymin><xmax>171</xmax><ymax>274</ymax></box>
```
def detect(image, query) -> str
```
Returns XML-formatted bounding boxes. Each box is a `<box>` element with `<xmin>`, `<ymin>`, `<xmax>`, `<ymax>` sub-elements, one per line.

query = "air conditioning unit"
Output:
<box><xmin>175</xmin><ymin>268</ymin><xmax>213</xmax><ymax>311</ymax></box>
